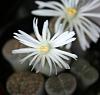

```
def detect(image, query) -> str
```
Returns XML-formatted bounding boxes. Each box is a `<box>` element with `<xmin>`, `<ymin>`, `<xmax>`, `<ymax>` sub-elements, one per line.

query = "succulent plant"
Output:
<box><xmin>45</xmin><ymin>73</ymin><xmax>77</xmax><ymax>95</ymax></box>
<box><xmin>7</xmin><ymin>72</ymin><xmax>44</xmax><ymax>95</ymax></box>
<box><xmin>2</xmin><ymin>39</ymin><xmax>30</xmax><ymax>71</ymax></box>
<box><xmin>71</xmin><ymin>58</ymin><xmax>99</xmax><ymax>89</ymax></box>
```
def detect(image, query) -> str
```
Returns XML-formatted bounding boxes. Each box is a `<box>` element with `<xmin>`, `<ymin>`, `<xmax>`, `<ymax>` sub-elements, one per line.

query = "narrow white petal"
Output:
<box><xmin>86</xmin><ymin>0</ymin><xmax>100</xmax><ymax>8</ymax></box>
<box><xmin>46</xmin><ymin>56</ymin><xmax>53</xmax><ymax>75</ymax></box>
<box><xmin>31</xmin><ymin>56</ymin><xmax>41</xmax><ymax>71</ymax></box>
<box><xmin>81</xmin><ymin>13</ymin><xmax>100</xmax><ymax>18</ymax></box>
<box><xmin>29</xmin><ymin>55</ymin><xmax>38</xmax><ymax>66</ymax></box>
<box><xmin>54</xmin><ymin>54</ymin><xmax>70</xmax><ymax>69</ymax></box>
<box><xmin>78</xmin><ymin>18</ymin><xmax>98</xmax><ymax>42</ymax></box>
<box><xmin>32</xmin><ymin>10</ymin><xmax>64</xmax><ymax>17</ymax></box>
<box><xmin>52</xmin><ymin>31</ymin><xmax>75</xmax><ymax>44</ymax></box>
<box><xmin>12</xmin><ymin>48</ymin><xmax>35</xmax><ymax>54</ymax></box>
<box><xmin>14</xmin><ymin>33</ymin><xmax>29</xmax><ymax>42</ymax></box>
<box><xmin>55</xmin><ymin>24</ymin><xmax>64</xmax><ymax>36</ymax></box>
<box><xmin>50</xmin><ymin>54</ymin><xmax>64</xmax><ymax>68</ymax></box>
<box><xmin>17</xmin><ymin>30</ymin><xmax>39</xmax><ymax>44</ymax></box>
<box><xmin>48</xmin><ymin>53</ymin><xmax>63</xmax><ymax>74</ymax></box>
<box><xmin>54</xmin><ymin>50</ymin><xmax>70</xmax><ymax>60</ymax></box>
<box><xmin>13</xmin><ymin>32</ymin><xmax>39</xmax><ymax>47</ymax></box>
<box><xmin>35</xmin><ymin>1</ymin><xmax>63</xmax><ymax>12</ymax></box>
<box><xmin>80</xmin><ymin>0</ymin><xmax>99</xmax><ymax>12</ymax></box>
<box><xmin>13</xmin><ymin>36</ymin><xmax>36</xmax><ymax>48</ymax></box>
<box><xmin>55</xmin><ymin>17</ymin><xmax>63</xmax><ymax>33</ymax></box>
<box><xmin>19</xmin><ymin>52</ymin><xmax>37</xmax><ymax>64</ymax></box>
<box><xmin>54</xmin><ymin>49</ymin><xmax>78</xmax><ymax>60</ymax></box>
<box><xmin>48</xmin><ymin>53</ymin><xmax>63</xmax><ymax>68</ymax></box>
<box><xmin>33</xmin><ymin>18</ymin><xmax>42</xmax><ymax>41</ymax></box>
<box><xmin>79</xmin><ymin>28</ymin><xmax>90</xmax><ymax>49</ymax></box>
<box><xmin>75</xmin><ymin>0</ymin><xmax>79</xmax><ymax>6</ymax></box>
<box><xmin>53</xmin><ymin>62</ymin><xmax>57</xmax><ymax>75</ymax></box>
<box><xmin>80</xmin><ymin>30</ymin><xmax>90</xmax><ymax>50</ymax></box>
<box><xmin>81</xmin><ymin>3</ymin><xmax>100</xmax><ymax>12</ymax></box>
<box><xmin>41</xmin><ymin>56</ymin><xmax>46</xmax><ymax>68</ymax></box>
<box><xmin>65</xmin><ymin>38</ymin><xmax>76</xmax><ymax>44</ymax></box>
<box><xmin>82</xmin><ymin>24</ymin><xmax>98</xmax><ymax>42</ymax></box>
<box><xmin>80</xmin><ymin>19</ymin><xmax>99</xmax><ymax>38</ymax></box>
<box><xmin>48</xmin><ymin>1</ymin><xmax>65</xmax><ymax>10</ymax></box>
<box><xmin>57</xmin><ymin>31</ymin><xmax>75</xmax><ymax>41</ymax></box>
<box><xmin>53</xmin><ymin>38</ymin><xmax>76</xmax><ymax>47</ymax></box>
<box><xmin>51</xmin><ymin>31</ymin><xmax>68</xmax><ymax>42</ymax></box>
<box><xmin>80</xmin><ymin>16</ymin><xmax>100</xmax><ymax>34</ymax></box>
<box><xmin>42</xmin><ymin>20</ymin><xmax>48</xmax><ymax>40</ymax></box>
<box><xmin>74</xmin><ymin>23</ymin><xmax>89</xmax><ymax>50</ymax></box>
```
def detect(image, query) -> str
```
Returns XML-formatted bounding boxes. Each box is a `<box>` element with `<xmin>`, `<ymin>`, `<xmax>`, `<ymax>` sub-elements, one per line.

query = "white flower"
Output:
<box><xmin>12</xmin><ymin>18</ymin><xmax>77</xmax><ymax>75</ymax></box>
<box><xmin>32</xmin><ymin>0</ymin><xmax>100</xmax><ymax>50</ymax></box>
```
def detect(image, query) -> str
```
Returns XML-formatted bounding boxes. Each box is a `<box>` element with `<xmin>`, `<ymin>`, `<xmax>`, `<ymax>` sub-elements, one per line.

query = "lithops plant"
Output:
<box><xmin>2</xmin><ymin>39</ymin><xmax>30</xmax><ymax>71</ymax></box>
<box><xmin>7</xmin><ymin>72</ymin><xmax>44</xmax><ymax>95</ymax></box>
<box><xmin>71</xmin><ymin>58</ymin><xmax>99</xmax><ymax>89</ymax></box>
<box><xmin>45</xmin><ymin>73</ymin><xmax>77</xmax><ymax>95</ymax></box>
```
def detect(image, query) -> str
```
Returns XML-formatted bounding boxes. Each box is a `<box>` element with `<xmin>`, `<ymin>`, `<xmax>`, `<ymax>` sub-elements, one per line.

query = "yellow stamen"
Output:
<box><xmin>37</xmin><ymin>45</ymin><xmax>49</xmax><ymax>53</ymax></box>
<box><xmin>67</xmin><ymin>8</ymin><xmax>77</xmax><ymax>16</ymax></box>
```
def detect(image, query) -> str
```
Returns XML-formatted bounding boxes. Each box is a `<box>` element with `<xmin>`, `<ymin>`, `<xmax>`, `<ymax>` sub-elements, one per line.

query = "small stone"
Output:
<box><xmin>71</xmin><ymin>58</ymin><xmax>99</xmax><ymax>89</ymax></box>
<box><xmin>45</xmin><ymin>73</ymin><xmax>77</xmax><ymax>95</ymax></box>
<box><xmin>7</xmin><ymin>72</ymin><xmax>44</xmax><ymax>95</ymax></box>
<box><xmin>2</xmin><ymin>39</ymin><xmax>30</xmax><ymax>71</ymax></box>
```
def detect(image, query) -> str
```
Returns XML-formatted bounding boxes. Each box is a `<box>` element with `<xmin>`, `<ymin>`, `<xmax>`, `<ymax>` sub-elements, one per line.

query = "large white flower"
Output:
<box><xmin>12</xmin><ymin>18</ymin><xmax>77</xmax><ymax>75</ymax></box>
<box><xmin>32</xmin><ymin>0</ymin><xmax>100</xmax><ymax>50</ymax></box>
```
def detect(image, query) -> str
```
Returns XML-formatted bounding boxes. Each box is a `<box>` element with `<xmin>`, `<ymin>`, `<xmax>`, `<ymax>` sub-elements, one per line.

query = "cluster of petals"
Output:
<box><xmin>12</xmin><ymin>18</ymin><xmax>77</xmax><ymax>74</ymax></box>
<box><xmin>32</xmin><ymin>0</ymin><xmax>100</xmax><ymax>50</ymax></box>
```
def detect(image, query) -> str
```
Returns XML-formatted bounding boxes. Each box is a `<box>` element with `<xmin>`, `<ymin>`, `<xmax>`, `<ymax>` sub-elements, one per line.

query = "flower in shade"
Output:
<box><xmin>32</xmin><ymin>0</ymin><xmax>100</xmax><ymax>50</ymax></box>
<box><xmin>12</xmin><ymin>18</ymin><xmax>77</xmax><ymax>75</ymax></box>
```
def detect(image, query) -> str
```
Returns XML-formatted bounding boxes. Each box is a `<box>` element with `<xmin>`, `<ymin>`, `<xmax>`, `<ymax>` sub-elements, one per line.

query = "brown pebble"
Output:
<box><xmin>7</xmin><ymin>72</ymin><xmax>44</xmax><ymax>95</ymax></box>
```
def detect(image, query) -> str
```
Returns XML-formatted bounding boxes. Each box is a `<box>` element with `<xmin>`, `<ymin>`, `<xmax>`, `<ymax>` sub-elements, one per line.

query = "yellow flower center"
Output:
<box><xmin>37</xmin><ymin>45</ymin><xmax>49</xmax><ymax>53</ymax></box>
<box><xmin>67</xmin><ymin>8</ymin><xmax>77</xmax><ymax>16</ymax></box>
